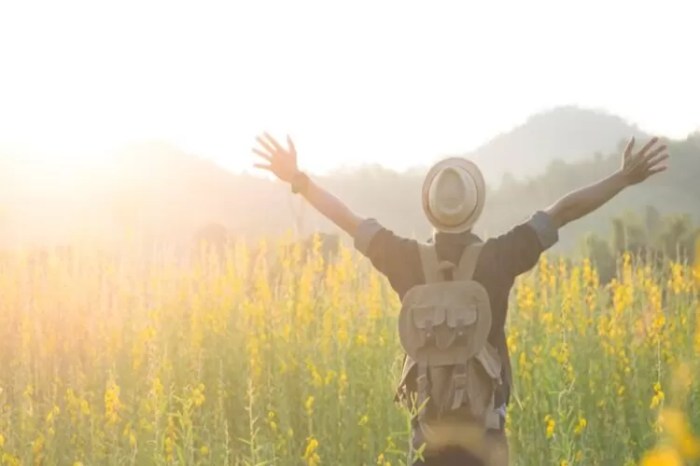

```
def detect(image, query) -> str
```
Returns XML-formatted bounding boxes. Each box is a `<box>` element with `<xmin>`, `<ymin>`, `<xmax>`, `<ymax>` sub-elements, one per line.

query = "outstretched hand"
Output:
<box><xmin>252</xmin><ymin>133</ymin><xmax>299</xmax><ymax>183</ymax></box>
<box><xmin>620</xmin><ymin>137</ymin><xmax>669</xmax><ymax>185</ymax></box>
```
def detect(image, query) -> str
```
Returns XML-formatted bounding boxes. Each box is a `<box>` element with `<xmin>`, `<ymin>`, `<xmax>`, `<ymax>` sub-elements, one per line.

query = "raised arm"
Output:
<box><xmin>252</xmin><ymin>133</ymin><xmax>364</xmax><ymax>236</ymax></box>
<box><xmin>545</xmin><ymin>137</ymin><xmax>669</xmax><ymax>229</ymax></box>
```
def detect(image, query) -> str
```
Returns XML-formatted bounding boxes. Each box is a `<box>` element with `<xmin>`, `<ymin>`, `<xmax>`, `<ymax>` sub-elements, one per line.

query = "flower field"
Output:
<box><xmin>0</xmin><ymin>237</ymin><xmax>699</xmax><ymax>465</ymax></box>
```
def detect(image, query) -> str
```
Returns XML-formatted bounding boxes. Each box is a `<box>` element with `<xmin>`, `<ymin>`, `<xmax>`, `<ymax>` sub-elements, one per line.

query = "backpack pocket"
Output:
<box><xmin>411</xmin><ymin>305</ymin><xmax>445</xmax><ymax>349</ymax></box>
<box><xmin>412</xmin><ymin>305</ymin><xmax>446</xmax><ymax>329</ymax></box>
<box><xmin>433</xmin><ymin>346</ymin><xmax>503</xmax><ymax>419</ymax></box>
<box><xmin>410</xmin><ymin>305</ymin><xmax>478</xmax><ymax>352</ymax></box>
<box><xmin>446</xmin><ymin>305</ymin><xmax>477</xmax><ymax>329</ymax></box>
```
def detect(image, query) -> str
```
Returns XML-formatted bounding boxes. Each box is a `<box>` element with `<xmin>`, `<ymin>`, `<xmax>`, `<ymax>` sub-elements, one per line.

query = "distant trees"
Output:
<box><xmin>582</xmin><ymin>206</ymin><xmax>699</xmax><ymax>283</ymax></box>
<box><xmin>1</xmin><ymin>118</ymin><xmax>698</xmax><ymax>251</ymax></box>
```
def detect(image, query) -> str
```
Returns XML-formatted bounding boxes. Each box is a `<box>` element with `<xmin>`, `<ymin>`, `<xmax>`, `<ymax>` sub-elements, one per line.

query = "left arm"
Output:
<box><xmin>545</xmin><ymin>137</ymin><xmax>669</xmax><ymax>228</ymax></box>
<box><xmin>251</xmin><ymin>133</ymin><xmax>364</xmax><ymax>236</ymax></box>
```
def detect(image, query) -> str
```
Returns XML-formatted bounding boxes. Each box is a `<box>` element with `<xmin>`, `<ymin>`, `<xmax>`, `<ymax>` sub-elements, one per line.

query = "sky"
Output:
<box><xmin>0</xmin><ymin>0</ymin><xmax>698</xmax><ymax>176</ymax></box>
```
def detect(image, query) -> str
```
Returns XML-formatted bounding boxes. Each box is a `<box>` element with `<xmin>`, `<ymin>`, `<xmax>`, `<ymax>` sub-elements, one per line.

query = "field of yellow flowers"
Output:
<box><xmin>0</xmin><ymin>237</ymin><xmax>699</xmax><ymax>465</ymax></box>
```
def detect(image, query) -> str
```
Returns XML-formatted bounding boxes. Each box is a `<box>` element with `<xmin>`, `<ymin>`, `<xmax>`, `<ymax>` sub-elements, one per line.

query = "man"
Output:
<box><xmin>252</xmin><ymin>134</ymin><xmax>669</xmax><ymax>465</ymax></box>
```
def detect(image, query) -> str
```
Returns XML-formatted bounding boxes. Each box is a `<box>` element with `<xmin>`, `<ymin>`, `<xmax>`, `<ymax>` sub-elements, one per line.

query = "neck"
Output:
<box><xmin>433</xmin><ymin>229</ymin><xmax>480</xmax><ymax>245</ymax></box>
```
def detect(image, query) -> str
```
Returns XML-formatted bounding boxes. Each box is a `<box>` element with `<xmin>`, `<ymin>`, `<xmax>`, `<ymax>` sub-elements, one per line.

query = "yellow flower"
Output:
<box><xmin>358</xmin><ymin>414</ymin><xmax>369</xmax><ymax>427</ymax></box>
<box><xmin>80</xmin><ymin>399</ymin><xmax>90</xmax><ymax>416</ymax></box>
<box><xmin>669</xmin><ymin>263</ymin><xmax>685</xmax><ymax>295</ymax></box>
<box><xmin>267</xmin><ymin>410</ymin><xmax>278</xmax><ymax>432</ymax></box>
<box><xmin>164</xmin><ymin>436</ymin><xmax>175</xmax><ymax>461</ymax></box>
<box><xmin>695</xmin><ymin>307</ymin><xmax>700</xmax><ymax>355</ymax></box>
<box><xmin>305</xmin><ymin>395</ymin><xmax>315</xmax><ymax>417</ymax></box>
<box><xmin>574</xmin><ymin>417</ymin><xmax>587</xmax><ymax>436</ymax></box>
<box><xmin>303</xmin><ymin>436</ymin><xmax>321</xmax><ymax>466</ymax></box>
<box><xmin>377</xmin><ymin>452</ymin><xmax>392</xmax><ymax>466</ymax></box>
<box><xmin>32</xmin><ymin>434</ymin><xmax>45</xmax><ymax>456</ymax></box>
<box><xmin>191</xmin><ymin>383</ymin><xmax>206</xmax><ymax>408</ymax></box>
<box><xmin>45</xmin><ymin>405</ymin><xmax>60</xmax><ymax>424</ymax></box>
<box><xmin>659</xmin><ymin>409</ymin><xmax>700</xmax><ymax>460</ymax></box>
<box><xmin>104</xmin><ymin>379</ymin><xmax>122</xmax><ymax>425</ymax></box>
<box><xmin>544</xmin><ymin>415</ymin><xmax>556</xmax><ymax>439</ymax></box>
<box><xmin>640</xmin><ymin>446</ymin><xmax>683</xmax><ymax>466</ymax></box>
<box><xmin>651</xmin><ymin>382</ymin><xmax>665</xmax><ymax>409</ymax></box>
<box><xmin>693</xmin><ymin>238</ymin><xmax>700</xmax><ymax>285</ymax></box>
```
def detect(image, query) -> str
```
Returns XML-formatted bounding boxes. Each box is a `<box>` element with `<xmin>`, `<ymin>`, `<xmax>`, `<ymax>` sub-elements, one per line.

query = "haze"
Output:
<box><xmin>1</xmin><ymin>0</ymin><xmax>698</xmax><ymax>176</ymax></box>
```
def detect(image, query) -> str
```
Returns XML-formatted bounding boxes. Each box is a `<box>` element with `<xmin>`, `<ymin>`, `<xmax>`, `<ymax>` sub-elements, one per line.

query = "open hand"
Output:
<box><xmin>252</xmin><ymin>133</ymin><xmax>299</xmax><ymax>183</ymax></box>
<box><xmin>620</xmin><ymin>137</ymin><xmax>669</xmax><ymax>185</ymax></box>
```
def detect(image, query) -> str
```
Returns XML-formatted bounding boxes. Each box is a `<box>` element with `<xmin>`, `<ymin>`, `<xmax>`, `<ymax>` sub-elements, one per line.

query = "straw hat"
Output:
<box><xmin>422</xmin><ymin>158</ymin><xmax>485</xmax><ymax>233</ymax></box>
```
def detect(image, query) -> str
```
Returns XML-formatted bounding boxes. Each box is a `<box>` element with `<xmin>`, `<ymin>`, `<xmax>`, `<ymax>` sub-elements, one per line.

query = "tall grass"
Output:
<box><xmin>0</xmin><ymin>237</ymin><xmax>698</xmax><ymax>465</ymax></box>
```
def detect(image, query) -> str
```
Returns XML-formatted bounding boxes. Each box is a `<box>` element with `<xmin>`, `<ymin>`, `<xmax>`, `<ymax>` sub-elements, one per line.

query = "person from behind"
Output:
<box><xmin>252</xmin><ymin>133</ymin><xmax>669</xmax><ymax>465</ymax></box>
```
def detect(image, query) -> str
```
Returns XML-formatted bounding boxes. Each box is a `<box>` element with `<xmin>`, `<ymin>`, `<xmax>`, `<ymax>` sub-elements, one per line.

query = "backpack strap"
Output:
<box><xmin>454</xmin><ymin>243</ymin><xmax>483</xmax><ymax>281</ymax></box>
<box><xmin>415</xmin><ymin>351</ymin><xmax>430</xmax><ymax>421</ymax></box>
<box><xmin>417</xmin><ymin>244</ymin><xmax>441</xmax><ymax>283</ymax></box>
<box><xmin>419</xmin><ymin>243</ymin><xmax>459</xmax><ymax>283</ymax></box>
<box><xmin>450</xmin><ymin>363</ymin><xmax>468</xmax><ymax>410</ymax></box>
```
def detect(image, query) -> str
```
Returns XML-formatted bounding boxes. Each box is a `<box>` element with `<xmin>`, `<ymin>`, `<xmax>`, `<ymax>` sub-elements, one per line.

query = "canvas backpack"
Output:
<box><xmin>397</xmin><ymin>243</ymin><xmax>503</xmax><ymax>430</ymax></box>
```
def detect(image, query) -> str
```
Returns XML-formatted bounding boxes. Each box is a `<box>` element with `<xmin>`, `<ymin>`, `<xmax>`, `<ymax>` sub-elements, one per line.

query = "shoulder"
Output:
<box><xmin>526</xmin><ymin>211</ymin><xmax>559</xmax><ymax>250</ymax></box>
<box><xmin>480</xmin><ymin>211</ymin><xmax>559</xmax><ymax>278</ymax></box>
<box><xmin>353</xmin><ymin>219</ymin><xmax>422</xmax><ymax>295</ymax></box>
<box><xmin>354</xmin><ymin>218</ymin><xmax>421</xmax><ymax>256</ymax></box>
<box><xmin>485</xmin><ymin>211</ymin><xmax>559</xmax><ymax>252</ymax></box>
<box><xmin>354</xmin><ymin>218</ymin><xmax>387</xmax><ymax>255</ymax></box>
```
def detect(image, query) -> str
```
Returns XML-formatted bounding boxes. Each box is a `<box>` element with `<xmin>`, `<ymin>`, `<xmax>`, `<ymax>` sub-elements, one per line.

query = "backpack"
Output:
<box><xmin>397</xmin><ymin>242</ymin><xmax>503</xmax><ymax>430</ymax></box>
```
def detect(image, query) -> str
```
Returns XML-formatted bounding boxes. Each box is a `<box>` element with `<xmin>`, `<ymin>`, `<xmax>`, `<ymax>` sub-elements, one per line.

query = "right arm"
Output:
<box><xmin>300</xmin><ymin>177</ymin><xmax>364</xmax><ymax>236</ymax></box>
<box><xmin>544</xmin><ymin>137</ymin><xmax>669</xmax><ymax>228</ymax></box>
<box><xmin>252</xmin><ymin>133</ymin><xmax>364</xmax><ymax>236</ymax></box>
<box><xmin>251</xmin><ymin>133</ymin><xmax>420</xmax><ymax>293</ymax></box>
<box><xmin>493</xmin><ymin>136</ymin><xmax>670</xmax><ymax>278</ymax></box>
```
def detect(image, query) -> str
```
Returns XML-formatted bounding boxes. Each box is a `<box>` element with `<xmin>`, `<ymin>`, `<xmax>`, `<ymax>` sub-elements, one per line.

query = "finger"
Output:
<box><xmin>255</xmin><ymin>136</ymin><xmax>276</xmax><ymax>154</ymax></box>
<box><xmin>253</xmin><ymin>163</ymin><xmax>272</xmax><ymax>171</ymax></box>
<box><xmin>263</xmin><ymin>132</ymin><xmax>285</xmax><ymax>152</ymax></box>
<box><xmin>637</xmin><ymin>137</ymin><xmax>660</xmax><ymax>157</ymax></box>
<box><xmin>252</xmin><ymin>148</ymin><xmax>272</xmax><ymax>161</ymax></box>
<box><xmin>624</xmin><ymin>137</ymin><xmax>635</xmax><ymax>159</ymax></box>
<box><xmin>646</xmin><ymin>152</ymin><xmax>670</xmax><ymax>168</ymax></box>
<box><xmin>287</xmin><ymin>135</ymin><xmax>296</xmax><ymax>155</ymax></box>
<box><xmin>644</xmin><ymin>144</ymin><xmax>667</xmax><ymax>162</ymax></box>
<box><xmin>647</xmin><ymin>165</ymin><xmax>667</xmax><ymax>176</ymax></box>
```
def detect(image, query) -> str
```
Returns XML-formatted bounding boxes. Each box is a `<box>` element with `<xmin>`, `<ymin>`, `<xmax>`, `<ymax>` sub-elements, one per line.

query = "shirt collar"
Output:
<box><xmin>432</xmin><ymin>230</ymin><xmax>482</xmax><ymax>247</ymax></box>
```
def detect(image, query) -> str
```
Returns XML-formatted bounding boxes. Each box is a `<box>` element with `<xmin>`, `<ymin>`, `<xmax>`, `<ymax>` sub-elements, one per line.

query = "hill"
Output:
<box><xmin>469</xmin><ymin>106</ymin><xmax>648</xmax><ymax>183</ymax></box>
<box><xmin>0</xmin><ymin>108</ymin><xmax>697</xmax><ymax>251</ymax></box>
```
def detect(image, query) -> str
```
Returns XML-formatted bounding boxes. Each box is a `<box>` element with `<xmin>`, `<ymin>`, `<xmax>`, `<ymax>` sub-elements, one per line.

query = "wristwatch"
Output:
<box><xmin>290</xmin><ymin>171</ymin><xmax>310</xmax><ymax>195</ymax></box>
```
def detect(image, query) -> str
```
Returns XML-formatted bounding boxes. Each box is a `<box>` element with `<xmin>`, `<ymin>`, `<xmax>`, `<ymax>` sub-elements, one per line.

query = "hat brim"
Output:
<box><xmin>422</xmin><ymin>157</ymin><xmax>485</xmax><ymax>233</ymax></box>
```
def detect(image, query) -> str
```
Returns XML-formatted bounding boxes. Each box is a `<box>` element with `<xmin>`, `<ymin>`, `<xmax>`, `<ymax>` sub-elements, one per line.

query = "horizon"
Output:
<box><xmin>1</xmin><ymin>0</ymin><xmax>698</xmax><ymax>176</ymax></box>
<box><xmin>0</xmin><ymin>105</ymin><xmax>694</xmax><ymax>179</ymax></box>
<box><xmin>1</xmin><ymin>2</ymin><xmax>699</xmax><ymax>464</ymax></box>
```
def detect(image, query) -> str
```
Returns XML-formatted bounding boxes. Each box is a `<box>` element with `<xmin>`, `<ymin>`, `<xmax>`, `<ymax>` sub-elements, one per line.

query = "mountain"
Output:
<box><xmin>1</xmin><ymin>108</ymin><xmax>696</xmax><ymax>250</ymax></box>
<box><xmin>469</xmin><ymin>106</ymin><xmax>648</xmax><ymax>183</ymax></box>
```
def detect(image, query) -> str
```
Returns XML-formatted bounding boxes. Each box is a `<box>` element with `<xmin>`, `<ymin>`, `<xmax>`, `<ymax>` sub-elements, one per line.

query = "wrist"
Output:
<box><xmin>613</xmin><ymin>170</ymin><xmax>631</xmax><ymax>188</ymax></box>
<box><xmin>290</xmin><ymin>171</ymin><xmax>310</xmax><ymax>194</ymax></box>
